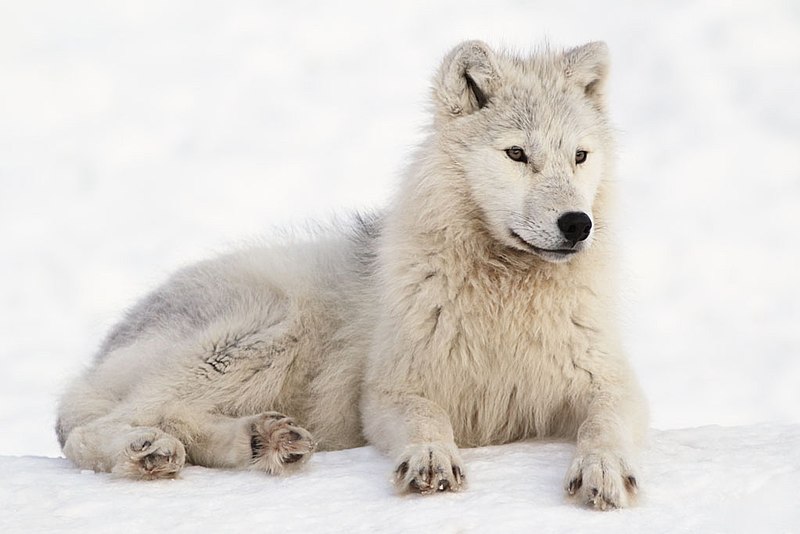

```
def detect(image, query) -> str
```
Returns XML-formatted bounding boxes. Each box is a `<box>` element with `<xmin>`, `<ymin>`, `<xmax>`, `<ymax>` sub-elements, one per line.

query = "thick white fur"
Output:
<box><xmin>57</xmin><ymin>41</ymin><xmax>647</xmax><ymax>509</ymax></box>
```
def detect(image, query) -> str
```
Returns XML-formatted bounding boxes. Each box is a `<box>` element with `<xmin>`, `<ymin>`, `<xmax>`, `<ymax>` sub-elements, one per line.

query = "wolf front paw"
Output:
<box><xmin>113</xmin><ymin>429</ymin><xmax>186</xmax><ymax>480</ymax></box>
<box><xmin>248</xmin><ymin>412</ymin><xmax>316</xmax><ymax>474</ymax></box>
<box><xmin>393</xmin><ymin>442</ymin><xmax>465</xmax><ymax>495</ymax></box>
<box><xmin>564</xmin><ymin>451</ymin><xmax>639</xmax><ymax>510</ymax></box>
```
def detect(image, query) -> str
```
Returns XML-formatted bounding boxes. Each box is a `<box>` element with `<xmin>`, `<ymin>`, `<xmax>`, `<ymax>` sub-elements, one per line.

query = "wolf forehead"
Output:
<box><xmin>432</xmin><ymin>40</ymin><xmax>611</xmax><ymax>140</ymax></box>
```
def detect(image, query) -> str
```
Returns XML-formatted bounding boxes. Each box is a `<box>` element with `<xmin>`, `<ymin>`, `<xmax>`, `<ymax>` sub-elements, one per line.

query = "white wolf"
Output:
<box><xmin>56</xmin><ymin>40</ymin><xmax>647</xmax><ymax>510</ymax></box>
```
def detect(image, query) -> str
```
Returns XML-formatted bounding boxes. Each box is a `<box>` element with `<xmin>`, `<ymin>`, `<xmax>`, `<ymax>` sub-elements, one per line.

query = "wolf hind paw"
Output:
<box><xmin>248</xmin><ymin>412</ymin><xmax>316</xmax><ymax>474</ymax></box>
<box><xmin>112</xmin><ymin>429</ymin><xmax>186</xmax><ymax>480</ymax></box>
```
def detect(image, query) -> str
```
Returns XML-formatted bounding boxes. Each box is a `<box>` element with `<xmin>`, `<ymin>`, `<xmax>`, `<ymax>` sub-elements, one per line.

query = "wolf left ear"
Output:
<box><xmin>563</xmin><ymin>41</ymin><xmax>610</xmax><ymax>107</ymax></box>
<box><xmin>433</xmin><ymin>40</ymin><xmax>501</xmax><ymax>118</ymax></box>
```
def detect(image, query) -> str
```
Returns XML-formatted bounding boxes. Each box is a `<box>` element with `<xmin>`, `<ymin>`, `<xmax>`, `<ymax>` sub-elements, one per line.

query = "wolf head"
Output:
<box><xmin>432</xmin><ymin>41</ymin><xmax>612</xmax><ymax>263</ymax></box>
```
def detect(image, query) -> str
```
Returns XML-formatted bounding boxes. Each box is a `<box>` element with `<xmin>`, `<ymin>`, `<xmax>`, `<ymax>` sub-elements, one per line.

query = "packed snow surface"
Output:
<box><xmin>3</xmin><ymin>425</ymin><xmax>799</xmax><ymax>533</ymax></box>
<box><xmin>1</xmin><ymin>0</ymin><xmax>799</xmax><ymax>532</ymax></box>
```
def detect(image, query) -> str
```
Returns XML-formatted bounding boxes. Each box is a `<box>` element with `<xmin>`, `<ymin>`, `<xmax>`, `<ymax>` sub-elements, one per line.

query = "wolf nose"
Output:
<box><xmin>558</xmin><ymin>212</ymin><xmax>592</xmax><ymax>245</ymax></box>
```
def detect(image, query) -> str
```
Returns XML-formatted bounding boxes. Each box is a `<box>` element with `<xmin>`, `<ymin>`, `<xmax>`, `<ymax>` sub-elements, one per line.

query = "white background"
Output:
<box><xmin>0</xmin><ymin>0</ymin><xmax>798</xmax><ymax>461</ymax></box>
<box><xmin>2</xmin><ymin>2</ymin><xmax>800</xmax><ymax>532</ymax></box>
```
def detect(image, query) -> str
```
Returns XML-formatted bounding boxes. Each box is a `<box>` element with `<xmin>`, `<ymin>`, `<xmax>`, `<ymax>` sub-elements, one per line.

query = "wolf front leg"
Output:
<box><xmin>565</xmin><ymin>373</ymin><xmax>648</xmax><ymax>510</ymax></box>
<box><xmin>361</xmin><ymin>390</ymin><xmax>465</xmax><ymax>494</ymax></box>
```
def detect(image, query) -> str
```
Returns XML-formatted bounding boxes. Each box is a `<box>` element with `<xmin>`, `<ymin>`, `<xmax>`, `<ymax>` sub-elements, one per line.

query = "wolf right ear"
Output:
<box><xmin>433</xmin><ymin>40</ymin><xmax>501</xmax><ymax>118</ymax></box>
<box><xmin>563</xmin><ymin>41</ymin><xmax>610</xmax><ymax>107</ymax></box>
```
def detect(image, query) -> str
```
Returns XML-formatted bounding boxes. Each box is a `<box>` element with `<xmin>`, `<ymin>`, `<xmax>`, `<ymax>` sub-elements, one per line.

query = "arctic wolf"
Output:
<box><xmin>57</xmin><ymin>40</ymin><xmax>647</xmax><ymax>510</ymax></box>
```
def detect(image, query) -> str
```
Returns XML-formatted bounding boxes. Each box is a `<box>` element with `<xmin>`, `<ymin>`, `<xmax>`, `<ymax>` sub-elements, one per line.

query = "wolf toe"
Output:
<box><xmin>394</xmin><ymin>442</ymin><xmax>465</xmax><ymax>495</ymax></box>
<box><xmin>564</xmin><ymin>451</ymin><xmax>638</xmax><ymax>510</ymax></box>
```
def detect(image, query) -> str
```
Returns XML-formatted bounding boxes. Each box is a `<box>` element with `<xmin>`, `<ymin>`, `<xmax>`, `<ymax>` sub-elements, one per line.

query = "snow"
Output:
<box><xmin>3</xmin><ymin>425</ymin><xmax>799</xmax><ymax>533</ymax></box>
<box><xmin>1</xmin><ymin>0</ymin><xmax>799</xmax><ymax>531</ymax></box>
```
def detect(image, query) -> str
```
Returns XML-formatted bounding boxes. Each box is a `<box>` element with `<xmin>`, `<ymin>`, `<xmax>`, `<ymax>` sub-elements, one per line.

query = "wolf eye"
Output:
<box><xmin>575</xmin><ymin>150</ymin><xmax>588</xmax><ymax>164</ymax></box>
<box><xmin>505</xmin><ymin>146</ymin><xmax>528</xmax><ymax>163</ymax></box>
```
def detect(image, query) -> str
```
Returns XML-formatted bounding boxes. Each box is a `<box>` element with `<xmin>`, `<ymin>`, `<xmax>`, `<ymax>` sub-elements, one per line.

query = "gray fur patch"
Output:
<box><xmin>349</xmin><ymin>211</ymin><xmax>382</xmax><ymax>275</ymax></box>
<box><xmin>55</xmin><ymin>418</ymin><xmax>67</xmax><ymax>449</ymax></box>
<box><xmin>96</xmin><ymin>269</ymin><xmax>239</xmax><ymax>360</ymax></box>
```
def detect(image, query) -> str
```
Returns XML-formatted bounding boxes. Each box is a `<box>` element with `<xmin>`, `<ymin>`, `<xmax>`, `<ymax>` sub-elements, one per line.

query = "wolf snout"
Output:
<box><xmin>558</xmin><ymin>212</ymin><xmax>592</xmax><ymax>245</ymax></box>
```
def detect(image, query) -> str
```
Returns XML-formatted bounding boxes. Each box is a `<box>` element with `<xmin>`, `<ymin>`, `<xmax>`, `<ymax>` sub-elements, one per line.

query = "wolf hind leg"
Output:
<box><xmin>176</xmin><ymin>411</ymin><xmax>317</xmax><ymax>473</ymax></box>
<box><xmin>62</xmin><ymin>409</ymin><xmax>316</xmax><ymax>479</ymax></box>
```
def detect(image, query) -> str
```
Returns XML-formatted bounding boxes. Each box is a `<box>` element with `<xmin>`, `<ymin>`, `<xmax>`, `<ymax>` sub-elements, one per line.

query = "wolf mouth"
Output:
<box><xmin>509</xmin><ymin>230</ymin><xmax>578</xmax><ymax>257</ymax></box>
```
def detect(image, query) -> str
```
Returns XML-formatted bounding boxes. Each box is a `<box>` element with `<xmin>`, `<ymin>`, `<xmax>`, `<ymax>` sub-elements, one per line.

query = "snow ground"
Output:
<box><xmin>1</xmin><ymin>0</ymin><xmax>799</xmax><ymax>531</ymax></box>
<box><xmin>3</xmin><ymin>425</ymin><xmax>799</xmax><ymax>533</ymax></box>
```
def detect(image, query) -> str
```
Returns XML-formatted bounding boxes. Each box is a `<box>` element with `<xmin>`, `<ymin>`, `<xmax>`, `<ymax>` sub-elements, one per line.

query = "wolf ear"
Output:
<box><xmin>433</xmin><ymin>40</ymin><xmax>501</xmax><ymax>118</ymax></box>
<box><xmin>563</xmin><ymin>41</ymin><xmax>610</xmax><ymax>107</ymax></box>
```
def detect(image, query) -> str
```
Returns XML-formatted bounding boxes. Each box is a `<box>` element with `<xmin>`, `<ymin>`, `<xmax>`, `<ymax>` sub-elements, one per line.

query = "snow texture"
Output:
<box><xmin>2</xmin><ymin>425</ymin><xmax>799</xmax><ymax>533</ymax></box>
<box><xmin>1</xmin><ymin>0</ymin><xmax>799</xmax><ymax>532</ymax></box>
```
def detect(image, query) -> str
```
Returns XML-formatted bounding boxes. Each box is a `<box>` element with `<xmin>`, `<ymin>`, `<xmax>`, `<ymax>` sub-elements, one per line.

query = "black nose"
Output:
<box><xmin>557</xmin><ymin>212</ymin><xmax>592</xmax><ymax>244</ymax></box>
